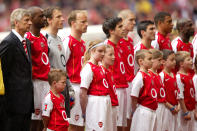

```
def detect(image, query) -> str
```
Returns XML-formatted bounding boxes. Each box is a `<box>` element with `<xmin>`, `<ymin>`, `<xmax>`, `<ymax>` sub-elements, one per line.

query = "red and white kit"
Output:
<box><xmin>63</xmin><ymin>35</ymin><xmax>86</xmax><ymax>126</ymax></box>
<box><xmin>172</xmin><ymin>37</ymin><xmax>193</xmax><ymax>57</ymax></box>
<box><xmin>193</xmin><ymin>74</ymin><xmax>197</xmax><ymax>131</ymax></box>
<box><xmin>149</xmin><ymin>70</ymin><xmax>166</xmax><ymax>131</ymax></box>
<box><xmin>130</xmin><ymin>71</ymin><xmax>158</xmax><ymax>131</ymax></box>
<box><xmin>151</xmin><ymin>32</ymin><xmax>172</xmax><ymax>50</ymax></box>
<box><xmin>119</xmin><ymin>37</ymin><xmax>134</xmax><ymax>119</ymax></box>
<box><xmin>26</xmin><ymin>32</ymin><xmax>50</xmax><ymax>120</ymax></box>
<box><xmin>42</xmin><ymin>91</ymin><xmax>69</xmax><ymax>131</ymax></box>
<box><xmin>101</xmin><ymin>65</ymin><xmax>118</xmax><ymax>131</ymax></box>
<box><xmin>80</xmin><ymin>62</ymin><xmax>112</xmax><ymax>131</ymax></box>
<box><xmin>176</xmin><ymin>73</ymin><xmax>196</xmax><ymax>131</ymax></box>
<box><xmin>106</xmin><ymin>39</ymin><xmax>128</xmax><ymax>127</ymax></box>
<box><xmin>160</xmin><ymin>71</ymin><xmax>179</xmax><ymax>131</ymax></box>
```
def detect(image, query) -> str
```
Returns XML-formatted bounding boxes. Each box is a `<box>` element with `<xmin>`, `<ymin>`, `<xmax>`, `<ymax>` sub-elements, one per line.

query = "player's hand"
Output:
<box><xmin>173</xmin><ymin>106</ymin><xmax>180</xmax><ymax>114</ymax></box>
<box><xmin>42</xmin><ymin>128</ymin><xmax>47</xmax><ymax>131</ymax></box>
<box><xmin>35</xmin><ymin>109</ymin><xmax>40</xmax><ymax>115</ymax></box>
<box><xmin>184</xmin><ymin>113</ymin><xmax>191</xmax><ymax>120</ymax></box>
<box><xmin>194</xmin><ymin>111</ymin><xmax>197</xmax><ymax>120</ymax></box>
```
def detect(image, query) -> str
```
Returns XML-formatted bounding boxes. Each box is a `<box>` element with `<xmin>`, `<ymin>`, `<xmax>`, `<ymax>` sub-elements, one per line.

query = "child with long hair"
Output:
<box><xmin>80</xmin><ymin>40</ymin><xmax>113</xmax><ymax>131</ymax></box>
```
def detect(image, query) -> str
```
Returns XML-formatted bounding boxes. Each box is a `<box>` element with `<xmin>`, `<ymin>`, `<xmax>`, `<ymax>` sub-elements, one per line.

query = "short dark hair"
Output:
<box><xmin>162</xmin><ymin>49</ymin><xmax>174</xmax><ymax>60</ymax></box>
<box><xmin>154</xmin><ymin>12</ymin><xmax>171</xmax><ymax>27</ymax></box>
<box><xmin>137</xmin><ymin>20</ymin><xmax>154</xmax><ymax>38</ymax></box>
<box><xmin>44</xmin><ymin>6</ymin><xmax>61</xmax><ymax>26</ymax></box>
<box><xmin>102</xmin><ymin>17</ymin><xmax>122</xmax><ymax>38</ymax></box>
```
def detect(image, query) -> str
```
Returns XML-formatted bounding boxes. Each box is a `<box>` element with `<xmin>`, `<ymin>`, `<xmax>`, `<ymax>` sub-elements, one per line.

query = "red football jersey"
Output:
<box><xmin>101</xmin><ymin>65</ymin><xmax>118</xmax><ymax>106</ymax></box>
<box><xmin>131</xmin><ymin>71</ymin><xmax>158</xmax><ymax>110</ymax></box>
<box><xmin>149</xmin><ymin>70</ymin><xmax>166</xmax><ymax>103</ymax></box>
<box><xmin>26</xmin><ymin>32</ymin><xmax>50</xmax><ymax>81</ymax></box>
<box><xmin>47</xmin><ymin>91</ymin><xmax>69</xmax><ymax>131</ymax></box>
<box><xmin>106</xmin><ymin>40</ymin><xmax>128</xmax><ymax>88</ymax></box>
<box><xmin>177</xmin><ymin>73</ymin><xmax>196</xmax><ymax>111</ymax></box>
<box><xmin>119</xmin><ymin>37</ymin><xmax>134</xmax><ymax>82</ymax></box>
<box><xmin>152</xmin><ymin>32</ymin><xmax>172</xmax><ymax>50</ymax></box>
<box><xmin>87</xmin><ymin>62</ymin><xmax>110</xmax><ymax>96</ymax></box>
<box><xmin>177</xmin><ymin>39</ymin><xmax>193</xmax><ymax>57</ymax></box>
<box><xmin>63</xmin><ymin>35</ymin><xmax>86</xmax><ymax>83</ymax></box>
<box><xmin>160</xmin><ymin>72</ymin><xmax>179</xmax><ymax>106</ymax></box>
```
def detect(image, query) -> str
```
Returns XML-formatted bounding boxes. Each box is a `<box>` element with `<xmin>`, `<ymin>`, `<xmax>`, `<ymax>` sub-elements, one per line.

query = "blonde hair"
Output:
<box><xmin>10</xmin><ymin>8</ymin><xmax>31</xmax><ymax>29</ymax></box>
<box><xmin>67</xmin><ymin>10</ymin><xmax>87</xmax><ymax>26</ymax></box>
<box><xmin>48</xmin><ymin>69</ymin><xmax>67</xmax><ymax>85</ymax></box>
<box><xmin>175</xmin><ymin>51</ymin><xmax>190</xmax><ymax>68</ymax></box>
<box><xmin>118</xmin><ymin>9</ymin><xmax>134</xmax><ymax>20</ymax></box>
<box><xmin>135</xmin><ymin>49</ymin><xmax>152</xmax><ymax>65</ymax></box>
<box><xmin>83</xmin><ymin>40</ymin><xmax>104</xmax><ymax>66</ymax></box>
<box><xmin>149</xmin><ymin>49</ymin><xmax>163</xmax><ymax>59</ymax></box>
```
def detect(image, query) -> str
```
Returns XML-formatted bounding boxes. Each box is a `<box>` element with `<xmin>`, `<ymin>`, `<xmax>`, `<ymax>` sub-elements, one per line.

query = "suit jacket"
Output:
<box><xmin>0</xmin><ymin>31</ymin><xmax>34</xmax><ymax>114</ymax></box>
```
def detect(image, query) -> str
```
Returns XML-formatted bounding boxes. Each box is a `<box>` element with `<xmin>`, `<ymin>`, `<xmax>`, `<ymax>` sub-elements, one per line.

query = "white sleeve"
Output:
<box><xmin>159</xmin><ymin>72</ymin><xmax>164</xmax><ymax>84</ymax></box>
<box><xmin>151</xmin><ymin>34</ymin><xmax>159</xmax><ymax>49</ymax></box>
<box><xmin>171</xmin><ymin>38</ymin><xmax>178</xmax><ymax>53</ymax></box>
<box><xmin>80</xmin><ymin>63</ymin><xmax>93</xmax><ymax>89</ymax></box>
<box><xmin>63</xmin><ymin>37</ymin><xmax>71</xmax><ymax>64</ymax></box>
<box><xmin>42</xmin><ymin>94</ymin><xmax>53</xmax><ymax>117</ymax></box>
<box><xmin>193</xmin><ymin>75</ymin><xmax>197</xmax><ymax>101</ymax></box>
<box><xmin>131</xmin><ymin>72</ymin><xmax>143</xmax><ymax>97</ymax></box>
<box><xmin>176</xmin><ymin>74</ymin><xmax>184</xmax><ymax>99</ymax></box>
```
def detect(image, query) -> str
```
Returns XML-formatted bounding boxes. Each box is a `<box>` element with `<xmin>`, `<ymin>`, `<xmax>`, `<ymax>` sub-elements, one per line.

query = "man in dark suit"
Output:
<box><xmin>0</xmin><ymin>8</ymin><xmax>34</xmax><ymax>131</ymax></box>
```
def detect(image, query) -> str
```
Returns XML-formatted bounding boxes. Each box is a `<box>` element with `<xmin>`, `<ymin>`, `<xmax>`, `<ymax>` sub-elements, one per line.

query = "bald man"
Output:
<box><xmin>118</xmin><ymin>9</ymin><xmax>136</xmax><ymax>131</ymax></box>
<box><xmin>25</xmin><ymin>6</ymin><xmax>50</xmax><ymax>131</ymax></box>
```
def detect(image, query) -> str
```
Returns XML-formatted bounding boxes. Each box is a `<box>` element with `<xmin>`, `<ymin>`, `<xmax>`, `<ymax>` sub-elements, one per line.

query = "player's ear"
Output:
<box><xmin>138</xmin><ymin>58</ymin><xmax>143</xmax><ymax>66</ymax></box>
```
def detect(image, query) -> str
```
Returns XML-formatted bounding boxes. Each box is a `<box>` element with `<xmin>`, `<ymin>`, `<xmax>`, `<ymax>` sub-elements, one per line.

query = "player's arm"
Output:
<box><xmin>130</xmin><ymin>72</ymin><xmax>143</xmax><ymax>116</ymax></box>
<box><xmin>79</xmin><ymin>63</ymin><xmax>93</xmax><ymax>119</ymax></box>
<box><xmin>165</xmin><ymin>102</ymin><xmax>178</xmax><ymax>114</ymax></box>
<box><xmin>80</xmin><ymin>88</ymin><xmax>88</xmax><ymax>116</ymax></box>
<box><xmin>176</xmin><ymin>74</ymin><xmax>191</xmax><ymax>120</ymax></box>
<box><xmin>42</xmin><ymin>116</ymin><xmax>50</xmax><ymax>131</ymax></box>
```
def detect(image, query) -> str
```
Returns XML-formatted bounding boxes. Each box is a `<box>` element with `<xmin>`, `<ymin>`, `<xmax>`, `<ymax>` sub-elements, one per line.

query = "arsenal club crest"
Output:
<box><xmin>127</xmin><ymin>46</ymin><xmax>131</xmax><ymax>51</ymax></box>
<box><xmin>98</xmin><ymin>122</ymin><xmax>103</xmax><ymax>128</ymax></box>
<box><xmin>81</xmin><ymin>47</ymin><xmax>84</xmax><ymax>53</ymax></box>
<box><xmin>75</xmin><ymin>114</ymin><xmax>79</xmax><ymax>121</ymax></box>
<box><xmin>40</xmin><ymin>42</ymin><xmax>45</xmax><ymax>48</ymax></box>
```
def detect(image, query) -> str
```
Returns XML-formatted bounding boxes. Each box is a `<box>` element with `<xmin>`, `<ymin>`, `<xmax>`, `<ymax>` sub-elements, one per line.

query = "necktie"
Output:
<box><xmin>22</xmin><ymin>40</ymin><xmax>28</xmax><ymax>57</ymax></box>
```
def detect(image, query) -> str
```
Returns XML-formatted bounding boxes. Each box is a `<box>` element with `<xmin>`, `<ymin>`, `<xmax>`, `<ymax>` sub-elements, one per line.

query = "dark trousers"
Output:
<box><xmin>0</xmin><ymin>95</ymin><xmax>6</xmax><ymax>131</ymax></box>
<box><xmin>4</xmin><ymin>112</ymin><xmax>31</xmax><ymax>131</ymax></box>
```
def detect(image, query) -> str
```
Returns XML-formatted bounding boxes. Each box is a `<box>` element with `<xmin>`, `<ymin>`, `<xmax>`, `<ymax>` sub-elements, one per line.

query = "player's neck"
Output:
<box><xmin>163</xmin><ymin>67</ymin><xmax>173</xmax><ymax>76</ymax></box>
<box><xmin>50</xmin><ymin>88</ymin><xmax>60</xmax><ymax>98</ymax></box>
<box><xmin>180</xmin><ymin>33</ymin><xmax>190</xmax><ymax>43</ymax></box>
<box><xmin>109</xmin><ymin>35</ymin><xmax>121</xmax><ymax>45</ymax></box>
<box><xmin>89</xmin><ymin>58</ymin><xmax>99</xmax><ymax>65</ymax></box>
<box><xmin>141</xmin><ymin>39</ymin><xmax>151</xmax><ymax>48</ymax></box>
<box><xmin>139</xmin><ymin>67</ymin><xmax>149</xmax><ymax>74</ymax></box>
<box><xmin>158</xmin><ymin>28</ymin><xmax>167</xmax><ymax>37</ymax></box>
<box><xmin>178</xmin><ymin>68</ymin><xmax>189</xmax><ymax>75</ymax></box>
<box><xmin>71</xmin><ymin>29</ymin><xmax>82</xmax><ymax>41</ymax></box>
<box><xmin>149</xmin><ymin>68</ymin><xmax>157</xmax><ymax>74</ymax></box>
<box><xmin>102</xmin><ymin>62</ymin><xmax>109</xmax><ymax>69</ymax></box>
<box><xmin>46</xmin><ymin>26</ymin><xmax>58</xmax><ymax>37</ymax></box>
<box><xmin>30</xmin><ymin>26</ymin><xmax>41</xmax><ymax>37</ymax></box>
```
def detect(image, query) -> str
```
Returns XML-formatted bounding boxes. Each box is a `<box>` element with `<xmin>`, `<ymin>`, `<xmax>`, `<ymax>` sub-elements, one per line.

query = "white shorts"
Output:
<box><xmin>178</xmin><ymin>110</ymin><xmax>195</xmax><ymax>131</ymax></box>
<box><xmin>116</xmin><ymin>88</ymin><xmax>127</xmax><ymax>127</ymax></box>
<box><xmin>86</xmin><ymin>95</ymin><xmax>113</xmax><ymax>131</ymax></box>
<box><xmin>32</xmin><ymin>79</ymin><xmax>50</xmax><ymax>120</ymax></box>
<box><xmin>127</xmin><ymin>82</ymin><xmax>132</xmax><ymax>119</ymax></box>
<box><xmin>69</xmin><ymin>83</ymin><xmax>84</xmax><ymax>126</ymax></box>
<box><xmin>130</xmin><ymin>105</ymin><xmax>156</xmax><ymax>131</ymax></box>
<box><xmin>112</xmin><ymin>106</ymin><xmax>118</xmax><ymax>131</ymax></box>
<box><xmin>154</xmin><ymin>103</ymin><xmax>166</xmax><ymax>131</ymax></box>
<box><xmin>162</xmin><ymin>105</ymin><xmax>178</xmax><ymax>131</ymax></box>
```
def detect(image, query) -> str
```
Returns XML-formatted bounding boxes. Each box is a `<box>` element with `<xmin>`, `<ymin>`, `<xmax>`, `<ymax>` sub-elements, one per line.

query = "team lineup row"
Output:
<box><xmin>0</xmin><ymin>5</ymin><xmax>197</xmax><ymax>131</ymax></box>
